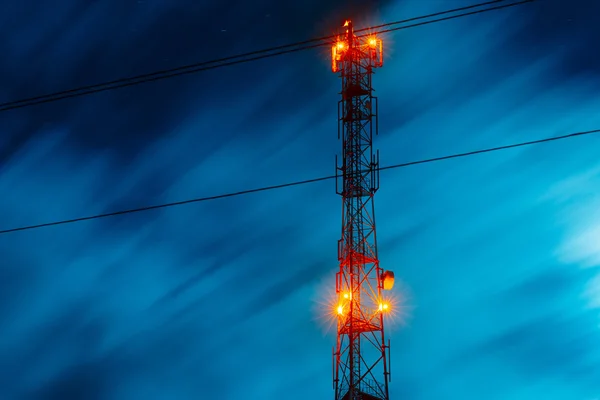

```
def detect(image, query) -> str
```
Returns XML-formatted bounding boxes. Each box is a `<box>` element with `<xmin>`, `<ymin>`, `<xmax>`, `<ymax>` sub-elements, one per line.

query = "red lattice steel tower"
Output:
<box><xmin>331</xmin><ymin>20</ymin><xmax>394</xmax><ymax>400</ymax></box>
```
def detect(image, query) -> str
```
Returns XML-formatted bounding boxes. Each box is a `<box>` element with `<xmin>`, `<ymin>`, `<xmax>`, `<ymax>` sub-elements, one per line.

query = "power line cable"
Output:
<box><xmin>1</xmin><ymin>127</ymin><xmax>597</xmax><ymax>235</ymax></box>
<box><xmin>368</xmin><ymin>0</ymin><xmax>535</xmax><ymax>36</ymax></box>
<box><xmin>0</xmin><ymin>0</ymin><xmax>535</xmax><ymax>113</ymax></box>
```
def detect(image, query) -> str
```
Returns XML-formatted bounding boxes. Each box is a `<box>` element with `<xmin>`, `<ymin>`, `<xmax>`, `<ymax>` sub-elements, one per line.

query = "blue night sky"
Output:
<box><xmin>1</xmin><ymin>0</ymin><xmax>600</xmax><ymax>399</ymax></box>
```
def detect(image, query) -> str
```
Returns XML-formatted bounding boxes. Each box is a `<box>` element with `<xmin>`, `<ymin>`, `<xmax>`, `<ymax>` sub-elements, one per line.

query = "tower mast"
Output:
<box><xmin>331</xmin><ymin>20</ymin><xmax>394</xmax><ymax>400</ymax></box>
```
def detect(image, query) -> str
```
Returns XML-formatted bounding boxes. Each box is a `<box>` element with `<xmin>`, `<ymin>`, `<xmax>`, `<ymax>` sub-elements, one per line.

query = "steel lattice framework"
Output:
<box><xmin>331</xmin><ymin>20</ymin><xmax>393</xmax><ymax>400</ymax></box>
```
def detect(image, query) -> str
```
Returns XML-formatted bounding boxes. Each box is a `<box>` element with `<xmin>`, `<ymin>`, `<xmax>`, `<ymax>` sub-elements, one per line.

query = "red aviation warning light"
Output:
<box><xmin>331</xmin><ymin>21</ymin><xmax>383</xmax><ymax>72</ymax></box>
<box><xmin>382</xmin><ymin>271</ymin><xmax>395</xmax><ymax>291</ymax></box>
<box><xmin>331</xmin><ymin>40</ymin><xmax>346</xmax><ymax>73</ymax></box>
<box><xmin>368</xmin><ymin>36</ymin><xmax>384</xmax><ymax>68</ymax></box>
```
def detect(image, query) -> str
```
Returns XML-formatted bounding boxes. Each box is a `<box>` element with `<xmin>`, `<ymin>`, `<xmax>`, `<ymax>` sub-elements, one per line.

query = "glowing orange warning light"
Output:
<box><xmin>336</xmin><ymin>41</ymin><xmax>345</xmax><ymax>50</ymax></box>
<box><xmin>382</xmin><ymin>270</ymin><xmax>395</xmax><ymax>290</ymax></box>
<box><xmin>337</xmin><ymin>305</ymin><xmax>344</xmax><ymax>315</ymax></box>
<box><xmin>378</xmin><ymin>302</ymin><xmax>390</xmax><ymax>312</ymax></box>
<box><xmin>343</xmin><ymin>20</ymin><xmax>350</xmax><ymax>27</ymax></box>
<box><xmin>342</xmin><ymin>291</ymin><xmax>351</xmax><ymax>300</ymax></box>
<box><xmin>368</xmin><ymin>37</ymin><xmax>377</xmax><ymax>47</ymax></box>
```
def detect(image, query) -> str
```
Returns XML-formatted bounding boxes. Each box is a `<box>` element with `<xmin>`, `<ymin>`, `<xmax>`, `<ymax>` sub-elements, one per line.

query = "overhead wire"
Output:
<box><xmin>0</xmin><ymin>0</ymin><xmax>536</xmax><ymax>113</ymax></box>
<box><xmin>1</xmin><ymin>127</ymin><xmax>598</xmax><ymax>235</ymax></box>
<box><xmin>365</xmin><ymin>0</ymin><xmax>535</xmax><ymax>36</ymax></box>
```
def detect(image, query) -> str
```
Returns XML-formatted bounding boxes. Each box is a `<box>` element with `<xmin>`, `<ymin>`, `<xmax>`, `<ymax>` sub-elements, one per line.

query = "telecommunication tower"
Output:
<box><xmin>331</xmin><ymin>20</ymin><xmax>395</xmax><ymax>400</ymax></box>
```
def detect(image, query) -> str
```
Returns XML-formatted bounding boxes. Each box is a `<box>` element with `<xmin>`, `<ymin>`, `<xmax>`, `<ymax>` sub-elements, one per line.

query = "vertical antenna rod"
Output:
<box><xmin>331</xmin><ymin>20</ymin><xmax>394</xmax><ymax>400</ymax></box>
